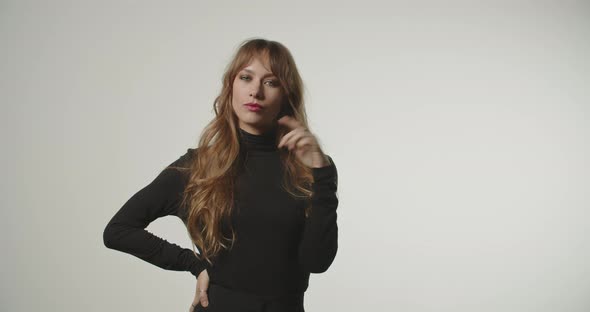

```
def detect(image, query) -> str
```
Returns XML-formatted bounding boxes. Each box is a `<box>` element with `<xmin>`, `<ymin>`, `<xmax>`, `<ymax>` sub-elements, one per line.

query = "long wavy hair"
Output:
<box><xmin>169</xmin><ymin>38</ymin><xmax>314</xmax><ymax>267</ymax></box>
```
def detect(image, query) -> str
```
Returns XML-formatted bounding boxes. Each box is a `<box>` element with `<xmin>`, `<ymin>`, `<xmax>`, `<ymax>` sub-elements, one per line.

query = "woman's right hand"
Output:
<box><xmin>190</xmin><ymin>269</ymin><xmax>210</xmax><ymax>311</ymax></box>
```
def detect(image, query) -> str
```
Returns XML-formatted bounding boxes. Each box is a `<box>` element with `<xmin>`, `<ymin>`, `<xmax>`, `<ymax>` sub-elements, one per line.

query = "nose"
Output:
<box><xmin>249</xmin><ymin>83</ymin><xmax>263</xmax><ymax>99</ymax></box>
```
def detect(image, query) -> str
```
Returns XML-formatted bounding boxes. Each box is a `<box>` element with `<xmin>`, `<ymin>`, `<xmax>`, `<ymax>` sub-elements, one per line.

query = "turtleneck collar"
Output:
<box><xmin>238</xmin><ymin>126</ymin><xmax>279</xmax><ymax>152</ymax></box>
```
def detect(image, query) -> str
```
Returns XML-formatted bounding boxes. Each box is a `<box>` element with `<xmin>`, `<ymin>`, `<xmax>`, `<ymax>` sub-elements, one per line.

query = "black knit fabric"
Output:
<box><xmin>103</xmin><ymin>127</ymin><xmax>338</xmax><ymax>297</ymax></box>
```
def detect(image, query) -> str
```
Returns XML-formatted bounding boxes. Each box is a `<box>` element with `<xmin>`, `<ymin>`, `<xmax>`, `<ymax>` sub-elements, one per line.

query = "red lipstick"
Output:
<box><xmin>244</xmin><ymin>103</ymin><xmax>262</xmax><ymax>112</ymax></box>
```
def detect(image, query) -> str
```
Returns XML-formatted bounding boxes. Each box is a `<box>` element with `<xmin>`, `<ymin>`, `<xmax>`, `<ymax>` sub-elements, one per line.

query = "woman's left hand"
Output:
<box><xmin>277</xmin><ymin>116</ymin><xmax>330</xmax><ymax>168</ymax></box>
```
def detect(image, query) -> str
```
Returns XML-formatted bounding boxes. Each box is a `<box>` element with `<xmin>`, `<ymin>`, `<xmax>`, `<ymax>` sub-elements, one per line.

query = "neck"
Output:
<box><xmin>238</xmin><ymin>126</ymin><xmax>278</xmax><ymax>152</ymax></box>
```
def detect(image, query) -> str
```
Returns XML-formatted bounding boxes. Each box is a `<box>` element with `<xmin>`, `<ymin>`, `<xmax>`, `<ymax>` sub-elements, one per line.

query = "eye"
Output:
<box><xmin>265</xmin><ymin>80</ymin><xmax>280</xmax><ymax>87</ymax></box>
<box><xmin>239</xmin><ymin>75</ymin><xmax>279</xmax><ymax>87</ymax></box>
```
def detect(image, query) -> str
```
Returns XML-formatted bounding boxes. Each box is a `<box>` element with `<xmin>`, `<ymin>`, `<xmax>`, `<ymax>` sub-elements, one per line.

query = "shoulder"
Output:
<box><xmin>168</xmin><ymin>148</ymin><xmax>199</xmax><ymax>221</ymax></box>
<box><xmin>167</xmin><ymin>148</ymin><xmax>198</xmax><ymax>169</ymax></box>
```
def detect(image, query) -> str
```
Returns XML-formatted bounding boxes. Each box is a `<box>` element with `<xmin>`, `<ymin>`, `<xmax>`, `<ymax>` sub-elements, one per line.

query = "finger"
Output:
<box><xmin>199</xmin><ymin>290</ymin><xmax>209</xmax><ymax>307</ymax></box>
<box><xmin>277</xmin><ymin>115</ymin><xmax>302</xmax><ymax>130</ymax></box>
<box><xmin>288</xmin><ymin>134</ymin><xmax>307</xmax><ymax>150</ymax></box>
<box><xmin>295</xmin><ymin>136</ymin><xmax>314</xmax><ymax>149</ymax></box>
<box><xmin>279</xmin><ymin>128</ymin><xmax>308</xmax><ymax>149</ymax></box>
<box><xmin>281</xmin><ymin>131</ymin><xmax>304</xmax><ymax>150</ymax></box>
<box><xmin>278</xmin><ymin>129</ymin><xmax>300</xmax><ymax>148</ymax></box>
<box><xmin>289</xmin><ymin>131</ymin><xmax>315</xmax><ymax>150</ymax></box>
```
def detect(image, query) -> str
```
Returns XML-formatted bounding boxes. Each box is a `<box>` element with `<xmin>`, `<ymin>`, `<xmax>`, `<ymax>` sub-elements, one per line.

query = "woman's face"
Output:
<box><xmin>232</xmin><ymin>55</ymin><xmax>284</xmax><ymax>135</ymax></box>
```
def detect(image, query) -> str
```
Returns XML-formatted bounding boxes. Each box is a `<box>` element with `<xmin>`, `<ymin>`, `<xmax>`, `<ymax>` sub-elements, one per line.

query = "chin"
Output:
<box><xmin>242</xmin><ymin>120</ymin><xmax>274</xmax><ymax>131</ymax></box>
<box><xmin>240</xmin><ymin>116</ymin><xmax>263</xmax><ymax>125</ymax></box>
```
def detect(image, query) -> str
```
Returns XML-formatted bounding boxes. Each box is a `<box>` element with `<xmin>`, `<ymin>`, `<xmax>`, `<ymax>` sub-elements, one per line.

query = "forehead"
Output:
<box><xmin>240</xmin><ymin>54</ymin><xmax>273</xmax><ymax>75</ymax></box>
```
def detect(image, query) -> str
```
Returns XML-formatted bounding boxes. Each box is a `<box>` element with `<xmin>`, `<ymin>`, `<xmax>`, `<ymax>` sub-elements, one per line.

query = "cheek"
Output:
<box><xmin>231</xmin><ymin>80</ymin><xmax>239</xmax><ymax>97</ymax></box>
<box><xmin>231</xmin><ymin>82</ymin><xmax>242</xmax><ymax>103</ymax></box>
<box><xmin>267</xmin><ymin>88</ymin><xmax>282</xmax><ymax>101</ymax></box>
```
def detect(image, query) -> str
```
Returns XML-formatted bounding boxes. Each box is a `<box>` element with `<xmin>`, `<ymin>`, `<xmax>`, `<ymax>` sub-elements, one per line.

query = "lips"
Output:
<box><xmin>244</xmin><ymin>102</ymin><xmax>262</xmax><ymax>108</ymax></box>
<box><xmin>245</xmin><ymin>103</ymin><xmax>262</xmax><ymax>112</ymax></box>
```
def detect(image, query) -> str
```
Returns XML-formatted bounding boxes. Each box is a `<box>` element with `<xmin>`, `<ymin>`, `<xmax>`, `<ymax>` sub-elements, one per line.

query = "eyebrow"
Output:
<box><xmin>241</xmin><ymin>68</ymin><xmax>276</xmax><ymax>78</ymax></box>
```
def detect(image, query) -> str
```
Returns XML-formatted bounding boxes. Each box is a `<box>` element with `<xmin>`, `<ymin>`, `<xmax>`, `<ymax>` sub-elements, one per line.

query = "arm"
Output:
<box><xmin>298</xmin><ymin>155</ymin><xmax>339</xmax><ymax>273</ymax></box>
<box><xmin>103</xmin><ymin>148</ymin><xmax>209</xmax><ymax>278</ymax></box>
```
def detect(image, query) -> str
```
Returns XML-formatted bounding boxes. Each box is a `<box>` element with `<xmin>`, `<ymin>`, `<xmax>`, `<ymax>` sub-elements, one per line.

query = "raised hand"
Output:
<box><xmin>277</xmin><ymin>116</ymin><xmax>330</xmax><ymax>168</ymax></box>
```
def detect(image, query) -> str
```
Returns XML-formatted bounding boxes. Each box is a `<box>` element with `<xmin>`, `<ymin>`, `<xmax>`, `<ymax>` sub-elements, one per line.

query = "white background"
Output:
<box><xmin>2</xmin><ymin>1</ymin><xmax>589</xmax><ymax>311</ymax></box>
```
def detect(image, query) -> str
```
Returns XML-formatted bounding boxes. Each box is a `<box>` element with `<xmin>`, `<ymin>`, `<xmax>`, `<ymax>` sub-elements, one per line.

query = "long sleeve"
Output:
<box><xmin>298</xmin><ymin>155</ymin><xmax>339</xmax><ymax>273</ymax></box>
<box><xmin>103</xmin><ymin>149</ymin><xmax>209</xmax><ymax>278</ymax></box>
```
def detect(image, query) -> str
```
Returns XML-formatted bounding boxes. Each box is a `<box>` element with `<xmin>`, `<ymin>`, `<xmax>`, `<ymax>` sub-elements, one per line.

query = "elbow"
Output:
<box><xmin>300</xmin><ymin>244</ymin><xmax>338</xmax><ymax>274</ymax></box>
<box><xmin>306</xmin><ymin>260</ymin><xmax>334</xmax><ymax>274</ymax></box>
<box><xmin>103</xmin><ymin>224</ymin><xmax>116</xmax><ymax>249</ymax></box>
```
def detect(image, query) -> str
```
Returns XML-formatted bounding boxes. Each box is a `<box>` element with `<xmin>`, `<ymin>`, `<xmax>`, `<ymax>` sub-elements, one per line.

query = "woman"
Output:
<box><xmin>103</xmin><ymin>38</ymin><xmax>339</xmax><ymax>312</ymax></box>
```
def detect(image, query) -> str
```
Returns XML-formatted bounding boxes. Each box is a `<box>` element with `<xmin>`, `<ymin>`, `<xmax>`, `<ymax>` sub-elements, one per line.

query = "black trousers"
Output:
<box><xmin>193</xmin><ymin>282</ymin><xmax>305</xmax><ymax>312</ymax></box>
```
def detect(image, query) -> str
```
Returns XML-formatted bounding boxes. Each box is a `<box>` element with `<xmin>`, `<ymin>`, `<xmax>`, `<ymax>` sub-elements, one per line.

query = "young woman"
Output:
<box><xmin>103</xmin><ymin>38</ymin><xmax>339</xmax><ymax>312</ymax></box>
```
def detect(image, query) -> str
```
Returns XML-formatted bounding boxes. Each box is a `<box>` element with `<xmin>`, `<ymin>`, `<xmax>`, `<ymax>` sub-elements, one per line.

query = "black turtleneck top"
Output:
<box><xmin>103</xmin><ymin>127</ymin><xmax>338</xmax><ymax>296</ymax></box>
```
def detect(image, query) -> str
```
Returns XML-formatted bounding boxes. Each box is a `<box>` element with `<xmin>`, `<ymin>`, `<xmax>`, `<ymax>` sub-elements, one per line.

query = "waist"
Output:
<box><xmin>208</xmin><ymin>262</ymin><xmax>311</xmax><ymax>295</ymax></box>
<box><xmin>209</xmin><ymin>281</ymin><xmax>305</xmax><ymax>303</ymax></box>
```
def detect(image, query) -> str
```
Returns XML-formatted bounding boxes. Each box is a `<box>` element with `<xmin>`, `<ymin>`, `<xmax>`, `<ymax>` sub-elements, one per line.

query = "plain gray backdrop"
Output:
<box><xmin>2</xmin><ymin>0</ymin><xmax>589</xmax><ymax>311</ymax></box>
